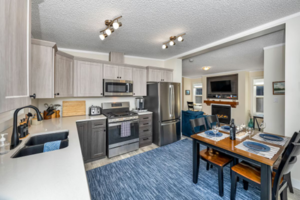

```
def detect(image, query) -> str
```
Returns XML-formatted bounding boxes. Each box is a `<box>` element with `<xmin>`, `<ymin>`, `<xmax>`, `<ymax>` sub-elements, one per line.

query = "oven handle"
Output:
<box><xmin>108</xmin><ymin>120</ymin><xmax>139</xmax><ymax>127</ymax></box>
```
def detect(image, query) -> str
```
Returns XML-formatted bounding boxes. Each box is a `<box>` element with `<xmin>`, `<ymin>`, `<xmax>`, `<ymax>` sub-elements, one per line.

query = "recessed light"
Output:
<box><xmin>202</xmin><ymin>66</ymin><xmax>211</xmax><ymax>71</ymax></box>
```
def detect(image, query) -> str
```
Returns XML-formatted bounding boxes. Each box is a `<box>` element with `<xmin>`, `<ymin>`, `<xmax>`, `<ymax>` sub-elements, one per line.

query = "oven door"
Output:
<box><xmin>108</xmin><ymin>120</ymin><xmax>139</xmax><ymax>145</ymax></box>
<box><xmin>103</xmin><ymin>79</ymin><xmax>133</xmax><ymax>96</ymax></box>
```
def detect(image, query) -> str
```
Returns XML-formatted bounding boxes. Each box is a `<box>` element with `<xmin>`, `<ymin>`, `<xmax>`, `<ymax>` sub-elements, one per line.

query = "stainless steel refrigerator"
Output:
<box><xmin>144</xmin><ymin>82</ymin><xmax>181</xmax><ymax>146</ymax></box>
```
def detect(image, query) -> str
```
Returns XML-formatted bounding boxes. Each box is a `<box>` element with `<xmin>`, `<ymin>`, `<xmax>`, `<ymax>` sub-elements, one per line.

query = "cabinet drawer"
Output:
<box><xmin>139</xmin><ymin>126</ymin><xmax>152</xmax><ymax>137</ymax></box>
<box><xmin>91</xmin><ymin>120</ymin><xmax>106</xmax><ymax>128</ymax></box>
<box><xmin>139</xmin><ymin>114</ymin><xmax>152</xmax><ymax>122</ymax></box>
<box><xmin>139</xmin><ymin>136</ymin><xmax>152</xmax><ymax>147</ymax></box>
<box><xmin>139</xmin><ymin>120</ymin><xmax>152</xmax><ymax>128</ymax></box>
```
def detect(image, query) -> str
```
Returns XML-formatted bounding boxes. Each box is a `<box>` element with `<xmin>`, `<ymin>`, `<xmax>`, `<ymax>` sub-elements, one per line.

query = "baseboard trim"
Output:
<box><xmin>292</xmin><ymin>178</ymin><xmax>300</xmax><ymax>190</ymax></box>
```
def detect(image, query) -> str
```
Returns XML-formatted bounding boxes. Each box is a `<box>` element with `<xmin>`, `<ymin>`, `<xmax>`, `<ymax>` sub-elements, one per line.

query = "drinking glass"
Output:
<box><xmin>212</xmin><ymin>125</ymin><xmax>218</xmax><ymax>140</ymax></box>
<box><xmin>259</xmin><ymin>121</ymin><xmax>266</xmax><ymax>132</ymax></box>
<box><xmin>247</xmin><ymin>127</ymin><xmax>253</xmax><ymax>138</ymax></box>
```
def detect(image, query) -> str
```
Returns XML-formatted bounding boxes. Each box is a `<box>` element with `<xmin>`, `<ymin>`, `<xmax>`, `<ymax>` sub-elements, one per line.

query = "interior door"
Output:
<box><xmin>159</xmin><ymin>82</ymin><xmax>181</xmax><ymax>121</ymax></box>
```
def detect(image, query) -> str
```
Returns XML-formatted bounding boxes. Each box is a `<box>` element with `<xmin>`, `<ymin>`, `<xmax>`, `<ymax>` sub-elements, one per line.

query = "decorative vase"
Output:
<box><xmin>248</xmin><ymin>118</ymin><xmax>253</xmax><ymax>128</ymax></box>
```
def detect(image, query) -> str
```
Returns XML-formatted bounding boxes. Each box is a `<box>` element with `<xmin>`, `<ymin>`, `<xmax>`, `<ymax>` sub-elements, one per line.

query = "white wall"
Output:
<box><xmin>285</xmin><ymin>15</ymin><xmax>300</xmax><ymax>188</ymax></box>
<box><xmin>263</xmin><ymin>44</ymin><xmax>285</xmax><ymax>135</ymax></box>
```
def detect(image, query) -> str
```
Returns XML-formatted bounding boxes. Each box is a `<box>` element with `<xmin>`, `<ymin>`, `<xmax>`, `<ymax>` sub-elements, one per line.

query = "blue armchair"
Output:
<box><xmin>182</xmin><ymin>110</ymin><xmax>206</xmax><ymax>137</ymax></box>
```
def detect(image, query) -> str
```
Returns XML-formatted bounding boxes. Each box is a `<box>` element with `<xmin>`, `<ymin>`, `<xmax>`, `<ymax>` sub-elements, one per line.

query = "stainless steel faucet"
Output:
<box><xmin>10</xmin><ymin>105</ymin><xmax>43</xmax><ymax>150</ymax></box>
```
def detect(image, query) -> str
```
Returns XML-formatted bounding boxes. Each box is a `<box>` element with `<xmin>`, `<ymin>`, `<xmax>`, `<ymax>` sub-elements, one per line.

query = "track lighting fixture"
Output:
<box><xmin>162</xmin><ymin>33</ymin><xmax>185</xmax><ymax>49</ymax></box>
<box><xmin>99</xmin><ymin>16</ymin><xmax>122</xmax><ymax>40</ymax></box>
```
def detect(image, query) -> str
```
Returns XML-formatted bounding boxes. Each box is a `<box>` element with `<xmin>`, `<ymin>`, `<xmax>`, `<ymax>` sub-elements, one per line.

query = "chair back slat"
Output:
<box><xmin>206</xmin><ymin>115</ymin><xmax>220</xmax><ymax>129</ymax></box>
<box><xmin>190</xmin><ymin>118</ymin><xmax>207</xmax><ymax>134</ymax></box>
<box><xmin>187</xmin><ymin>101</ymin><xmax>194</xmax><ymax>111</ymax></box>
<box><xmin>273</xmin><ymin>132</ymin><xmax>300</xmax><ymax>198</ymax></box>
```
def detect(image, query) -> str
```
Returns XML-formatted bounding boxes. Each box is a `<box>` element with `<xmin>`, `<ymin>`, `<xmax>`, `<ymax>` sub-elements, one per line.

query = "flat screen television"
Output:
<box><xmin>210</xmin><ymin>80</ymin><xmax>232</xmax><ymax>92</ymax></box>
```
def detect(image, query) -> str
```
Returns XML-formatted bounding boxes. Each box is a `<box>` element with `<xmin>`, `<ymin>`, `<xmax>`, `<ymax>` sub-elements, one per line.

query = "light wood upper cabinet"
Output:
<box><xmin>74</xmin><ymin>60</ymin><xmax>103</xmax><ymax>97</ymax></box>
<box><xmin>0</xmin><ymin>0</ymin><xmax>31</xmax><ymax>113</ymax></box>
<box><xmin>55</xmin><ymin>52</ymin><xmax>74</xmax><ymax>97</ymax></box>
<box><xmin>147</xmin><ymin>67</ymin><xmax>173</xmax><ymax>82</ymax></box>
<box><xmin>132</xmin><ymin>68</ymin><xmax>147</xmax><ymax>96</ymax></box>
<box><xmin>30</xmin><ymin>39</ymin><xmax>57</xmax><ymax>99</ymax></box>
<box><xmin>103</xmin><ymin>64</ymin><xmax>119</xmax><ymax>79</ymax></box>
<box><xmin>103</xmin><ymin>64</ymin><xmax>132</xmax><ymax>80</ymax></box>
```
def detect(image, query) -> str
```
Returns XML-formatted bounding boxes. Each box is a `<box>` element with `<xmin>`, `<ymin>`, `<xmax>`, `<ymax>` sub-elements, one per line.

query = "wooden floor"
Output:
<box><xmin>84</xmin><ymin>135</ymin><xmax>300</xmax><ymax>200</ymax></box>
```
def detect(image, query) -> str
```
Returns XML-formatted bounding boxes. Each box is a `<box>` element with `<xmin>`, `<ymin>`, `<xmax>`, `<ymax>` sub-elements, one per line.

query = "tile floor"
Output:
<box><xmin>84</xmin><ymin>136</ymin><xmax>300</xmax><ymax>199</ymax></box>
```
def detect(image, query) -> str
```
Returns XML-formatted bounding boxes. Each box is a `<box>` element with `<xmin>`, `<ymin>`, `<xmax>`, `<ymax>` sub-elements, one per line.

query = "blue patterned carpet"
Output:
<box><xmin>86</xmin><ymin>139</ymin><xmax>260</xmax><ymax>200</ymax></box>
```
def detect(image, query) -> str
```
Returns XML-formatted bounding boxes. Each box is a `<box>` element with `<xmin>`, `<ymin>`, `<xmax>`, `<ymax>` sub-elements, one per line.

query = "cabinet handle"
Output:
<box><xmin>101</xmin><ymin>93</ymin><xmax>103</xmax><ymax>95</ymax></box>
<box><xmin>143</xmin><ymin>129</ymin><xmax>149</xmax><ymax>132</ymax></box>
<box><xmin>94</xmin><ymin>123</ymin><xmax>103</xmax><ymax>126</ymax></box>
<box><xmin>143</xmin><ymin>138</ymin><xmax>149</xmax><ymax>141</ymax></box>
<box><xmin>54</xmin><ymin>93</ymin><xmax>59</xmax><ymax>96</ymax></box>
<box><xmin>104</xmin><ymin>130</ymin><xmax>106</xmax><ymax>132</ymax></box>
<box><xmin>30</xmin><ymin>93</ymin><xmax>36</xmax><ymax>99</ymax></box>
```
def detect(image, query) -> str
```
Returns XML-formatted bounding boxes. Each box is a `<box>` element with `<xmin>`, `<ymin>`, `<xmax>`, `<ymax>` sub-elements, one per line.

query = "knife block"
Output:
<box><xmin>43</xmin><ymin>111</ymin><xmax>56</xmax><ymax>120</ymax></box>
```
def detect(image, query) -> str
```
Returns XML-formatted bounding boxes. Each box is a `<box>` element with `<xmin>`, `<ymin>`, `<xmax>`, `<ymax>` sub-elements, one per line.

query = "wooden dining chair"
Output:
<box><xmin>206</xmin><ymin>115</ymin><xmax>220</xmax><ymax>129</ymax></box>
<box><xmin>187</xmin><ymin>101</ymin><xmax>194</xmax><ymax>111</ymax></box>
<box><xmin>230</xmin><ymin>138</ymin><xmax>300</xmax><ymax>200</ymax></box>
<box><xmin>190</xmin><ymin>118</ymin><xmax>233</xmax><ymax>197</ymax></box>
<box><xmin>242</xmin><ymin>131</ymin><xmax>300</xmax><ymax>193</ymax></box>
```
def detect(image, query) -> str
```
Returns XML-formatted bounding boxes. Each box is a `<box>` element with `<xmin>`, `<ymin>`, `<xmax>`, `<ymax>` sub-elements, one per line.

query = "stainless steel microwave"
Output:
<box><xmin>103</xmin><ymin>79</ymin><xmax>133</xmax><ymax>96</ymax></box>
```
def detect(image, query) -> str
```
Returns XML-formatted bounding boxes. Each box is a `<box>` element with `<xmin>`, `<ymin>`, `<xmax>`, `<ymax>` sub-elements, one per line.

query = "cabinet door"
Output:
<box><xmin>31</xmin><ymin>44</ymin><xmax>55</xmax><ymax>98</ymax></box>
<box><xmin>163</xmin><ymin>70</ymin><xmax>173</xmax><ymax>82</ymax></box>
<box><xmin>55</xmin><ymin>54</ymin><xmax>73</xmax><ymax>97</ymax></box>
<box><xmin>148</xmin><ymin>69</ymin><xmax>162</xmax><ymax>82</ymax></box>
<box><xmin>103</xmin><ymin>64</ymin><xmax>119</xmax><ymax>79</ymax></box>
<box><xmin>133</xmin><ymin>68</ymin><xmax>147</xmax><ymax>96</ymax></box>
<box><xmin>0</xmin><ymin>0</ymin><xmax>31</xmax><ymax>113</ymax></box>
<box><xmin>76</xmin><ymin>122</ymin><xmax>89</xmax><ymax>161</ymax></box>
<box><xmin>90</xmin><ymin>128</ymin><xmax>106</xmax><ymax>159</ymax></box>
<box><xmin>74</xmin><ymin>61</ymin><xmax>103</xmax><ymax>96</ymax></box>
<box><xmin>118</xmin><ymin>66</ymin><xmax>132</xmax><ymax>81</ymax></box>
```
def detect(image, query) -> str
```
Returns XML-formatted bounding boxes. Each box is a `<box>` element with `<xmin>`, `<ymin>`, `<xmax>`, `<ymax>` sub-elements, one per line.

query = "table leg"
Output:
<box><xmin>261</xmin><ymin>164</ymin><xmax>271</xmax><ymax>200</ymax></box>
<box><xmin>193</xmin><ymin>139</ymin><xmax>200</xmax><ymax>184</ymax></box>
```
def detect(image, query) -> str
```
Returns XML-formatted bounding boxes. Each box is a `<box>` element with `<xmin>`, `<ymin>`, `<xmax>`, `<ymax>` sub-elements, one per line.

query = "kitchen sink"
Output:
<box><xmin>12</xmin><ymin>132</ymin><xmax>69</xmax><ymax>158</ymax></box>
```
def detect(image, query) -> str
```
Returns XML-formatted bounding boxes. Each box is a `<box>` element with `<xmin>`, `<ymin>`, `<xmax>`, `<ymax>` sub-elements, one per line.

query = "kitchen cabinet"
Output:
<box><xmin>147</xmin><ymin>67</ymin><xmax>173</xmax><ymax>82</ymax></box>
<box><xmin>138</xmin><ymin>113</ymin><xmax>153</xmax><ymax>147</ymax></box>
<box><xmin>76</xmin><ymin>120</ymin><xmax>106</xmax><ymax>163</ymax></box>
<box><xmin>0</xmin><ymin>0</ymin><xmax>32</xmax><ymax>113</ymax></box>
<box><xmin>132</xmin><ymin>68</ymin><xmax>147</xmax><ymax>96</ymax></box>
<box><xmin>103</xmin><ymin>64</ymin><xmax>132</xmax><ymax>80</ymax></box>
<box><xmin>55</xmin><ymin>51</ymin><xmax>74</xmax><ymax>97</ymax></box>
<box><xmin>30</xmin><ymin>39</ymin><xmax>57</xmax><ymax>98</ymax></box>
<box><xmin>74</xmin><ymin>60</ymin><xmax>103</xmax><ymax>97</ymax></box>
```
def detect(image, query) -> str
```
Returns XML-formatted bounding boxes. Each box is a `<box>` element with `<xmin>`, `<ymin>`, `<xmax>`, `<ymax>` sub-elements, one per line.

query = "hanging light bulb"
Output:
<box><xmin>105</xmin><ymin>28</ymin><xmax>112</xmax><ymax>36</ymax></box>
<box><xmin>169</xmin><ymin>40</ymin><xmax>175</xmax><ymax>46</ymax></box>
<box><xmin>113</xmin><ymin>21</ymin><xmax>119</xmax><ymax>29</ymax></box>
<box><xmin>162</xmin><ymin>44</ymin><xmax>168</xmax><ymax>49</ymax></box>
<box><xmin>177</xmin><ymin>36</ymin><xmax>184</xmax><ymax>42</ymax></box>
<box><xmin>99</xmin><ymin>33</ymin><xmax>107</xmax><ymax>40</ymax></box>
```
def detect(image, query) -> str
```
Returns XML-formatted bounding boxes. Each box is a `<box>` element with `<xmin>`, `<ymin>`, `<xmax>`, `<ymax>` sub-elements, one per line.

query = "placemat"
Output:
<box><xmin>235</xmin><ymin>139</ymin><xmax>280</xmax><ymax>159</ymax></box>
<box><xmin>252</xmin><ymin>133</ymin><xmax>288</xmax><ymax>146</ymax></box>
<box><xmin>197</xmin><ymin>132</ymin><xmax>229</xmax><ymax>142</ymax></box>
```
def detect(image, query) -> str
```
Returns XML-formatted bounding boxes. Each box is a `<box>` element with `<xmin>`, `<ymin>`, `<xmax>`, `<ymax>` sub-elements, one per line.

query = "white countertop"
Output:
<box><xmin>0</xmin><ymin>115</ymin><xmax>106</xmax><ymax>200</ymax></box>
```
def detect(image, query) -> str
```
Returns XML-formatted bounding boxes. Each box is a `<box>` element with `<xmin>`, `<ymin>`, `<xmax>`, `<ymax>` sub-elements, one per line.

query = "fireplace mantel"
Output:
<box><xmin>204</xmin><ymin>100</ymin><xmax>239</xmax><ymax>108</ymax></box>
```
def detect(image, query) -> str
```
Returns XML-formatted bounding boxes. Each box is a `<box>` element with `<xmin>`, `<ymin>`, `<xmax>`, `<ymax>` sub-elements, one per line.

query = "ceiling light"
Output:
<box><xmin>105</xmin><ymin>28</ymin><xmax>112</xmax><ymax>36</ymax></box>
<box><xmin>202</xmin><ymin>66</ymin><xmax>211</xmax><ymax>71</ymax></box>
<box><xmin>99</xmin><ymin>33</ymin><xmax>107</xmax><ymax>40</ymax></box>
<box><xmin>113</xmin><ymin>21</ymin><xmax>120</xmax><ymax>29</ymax></box>
<box><xmin>177</xmin><ymin>36</ymin><xmax>184</xmax><ymax>42</ymax></box>
<box><xmin>99</xmin><ymin>16</ymin><xmax>122</xmax><ymax>41</ymax></box>
<box><xmin>162</xmin><ymin>44</ymin><xmax>168</xmax><ymax>49</ymax></box>
<box><xmin>169</xmin><ymin>40</ymin><xmax>175</xmax><ymax>46</ymax></box>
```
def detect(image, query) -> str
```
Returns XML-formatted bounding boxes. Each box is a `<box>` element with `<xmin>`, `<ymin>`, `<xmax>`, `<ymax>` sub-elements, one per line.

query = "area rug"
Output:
<box><xmin>86</xmin><ymin>139</ymin><xmax>260</xmax><ymax>200</ymax></box>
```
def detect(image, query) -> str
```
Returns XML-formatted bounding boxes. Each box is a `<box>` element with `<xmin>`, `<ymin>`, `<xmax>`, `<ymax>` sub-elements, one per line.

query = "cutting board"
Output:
<box><xmin>62</xmin><ymin>101</ymin><xmax>86</xmax><ymax>117</ymax></box>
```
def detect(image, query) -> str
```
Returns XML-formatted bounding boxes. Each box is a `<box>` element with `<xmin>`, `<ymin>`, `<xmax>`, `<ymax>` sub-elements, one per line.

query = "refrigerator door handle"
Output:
<box><xmin>169</xmin><ymin>84</ymin><xmax>174</xmax><ymax>117</ymax></box>
<box><xmin>161</xmin><ymin>119</ymin><xmax>180</xmax><ymax>126</ymax></box>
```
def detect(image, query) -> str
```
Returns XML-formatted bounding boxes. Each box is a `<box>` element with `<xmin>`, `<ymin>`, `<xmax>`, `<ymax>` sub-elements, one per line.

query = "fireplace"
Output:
<box><xmin>212</xmin><ymin>105</ymin><xmax>231</xmax><ymax>124</ymax></box>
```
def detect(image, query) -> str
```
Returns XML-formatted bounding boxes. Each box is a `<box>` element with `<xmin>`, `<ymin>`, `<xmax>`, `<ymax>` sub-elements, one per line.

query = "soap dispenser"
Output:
<box><xmin>0</xmin><ymin>133</ymin><xmax>10</xmax><ymax>155</ymax></box>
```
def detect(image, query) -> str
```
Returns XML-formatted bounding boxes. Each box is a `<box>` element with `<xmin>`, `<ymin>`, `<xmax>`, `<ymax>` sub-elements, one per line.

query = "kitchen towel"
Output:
<box><xmin>43</xmin><ymin>140</ymin><xmax>61</xmax><ymax>152</ymax></box>
<box><xmin>121</xmin><ymin>121</ymin><xmax>131</xmax><ymax>137</ymax></box>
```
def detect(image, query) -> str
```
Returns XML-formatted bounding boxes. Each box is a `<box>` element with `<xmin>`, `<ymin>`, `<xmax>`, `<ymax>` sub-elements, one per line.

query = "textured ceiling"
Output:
<box><xmin>32</xmin><ymin>0</ymin><xmax>300</xmax><ymax>59</ymax></box>
<box><xmin>182</xmin><ymin>30</ymin><xmax>285</xmax><ymax>78</ymax></box>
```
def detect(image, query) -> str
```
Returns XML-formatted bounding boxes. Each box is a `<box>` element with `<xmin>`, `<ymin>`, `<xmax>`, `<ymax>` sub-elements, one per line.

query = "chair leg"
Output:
<box><xmin>218</xmin><ymin>167</ymin><xmax>224</xmax><ymax>197</ymax></box>
<box><xmin>243</xmin><ymin>180</ymin><xmax>248</xmax><ymax>190</ymax></box>
<box><xmin>206</xmin><ymin>162</ymin><xmax>209</xmax><ymax>171</ymax></box>
<box><xmin>231</xmin><ymin>172</ymin><xmax>237</xmax><ymax>200</ymax></box>
<box><xmin>285</xmin><ymin>172</ymin><xmax>294</xmax><ymax>193</ymax></box>
<box><xmin>280</xmin><ymin>186</ymin><xmax>288</xmax><ymax>200</ymax></box>
<box><xmin>230</xmin><ymin>161</ymin><xmax>233</xmax><ymax>179</ymax></box>
<box><xmin>210</xmin><ymin>164</ymin><xmax>213</xmax><ymax>169</ymax></box>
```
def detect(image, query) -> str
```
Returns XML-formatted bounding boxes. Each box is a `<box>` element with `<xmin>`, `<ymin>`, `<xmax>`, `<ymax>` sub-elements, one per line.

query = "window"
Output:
<box><xmin>193</xmin><ymin>84</ymin><xmax>202</xmax><ymax>105</ymax></box>
<box><xmin>253</xmin><ymin>79</ymin><xmax>264</xmax><ymax>114</ymax></box>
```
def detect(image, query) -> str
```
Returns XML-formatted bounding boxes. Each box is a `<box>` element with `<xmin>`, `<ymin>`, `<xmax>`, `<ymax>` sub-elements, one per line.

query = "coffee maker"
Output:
<box><xmin>135</xmin><ymin>97</ymin><xmax>144</xmax><ymax>110</ymax></box>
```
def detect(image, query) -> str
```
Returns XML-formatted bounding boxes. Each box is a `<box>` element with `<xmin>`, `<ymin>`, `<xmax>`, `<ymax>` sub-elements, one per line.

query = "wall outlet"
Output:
<box><xmin>273</xmin><ymin>97</ymin><xmax>278</xmax><ymax>103</ymax></box>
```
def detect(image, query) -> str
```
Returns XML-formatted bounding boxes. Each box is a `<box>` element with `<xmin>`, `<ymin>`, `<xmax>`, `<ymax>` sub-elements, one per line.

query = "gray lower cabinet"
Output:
<box><xmin>139</xmin><ymin>113</ymin><xmax>153</xmax><ymax>147</ymax></box>
<box><xmin>76</xmin><ymin>120</ymin><xmax>106</xmax><ymax>163</ymax></box>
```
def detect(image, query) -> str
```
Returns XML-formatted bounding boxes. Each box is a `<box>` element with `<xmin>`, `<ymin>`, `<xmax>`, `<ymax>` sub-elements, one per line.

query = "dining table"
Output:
<box><xmin>191</xmin><ymin>128</ymin><xmax>290</xmax><ymax>200</ymax></box>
